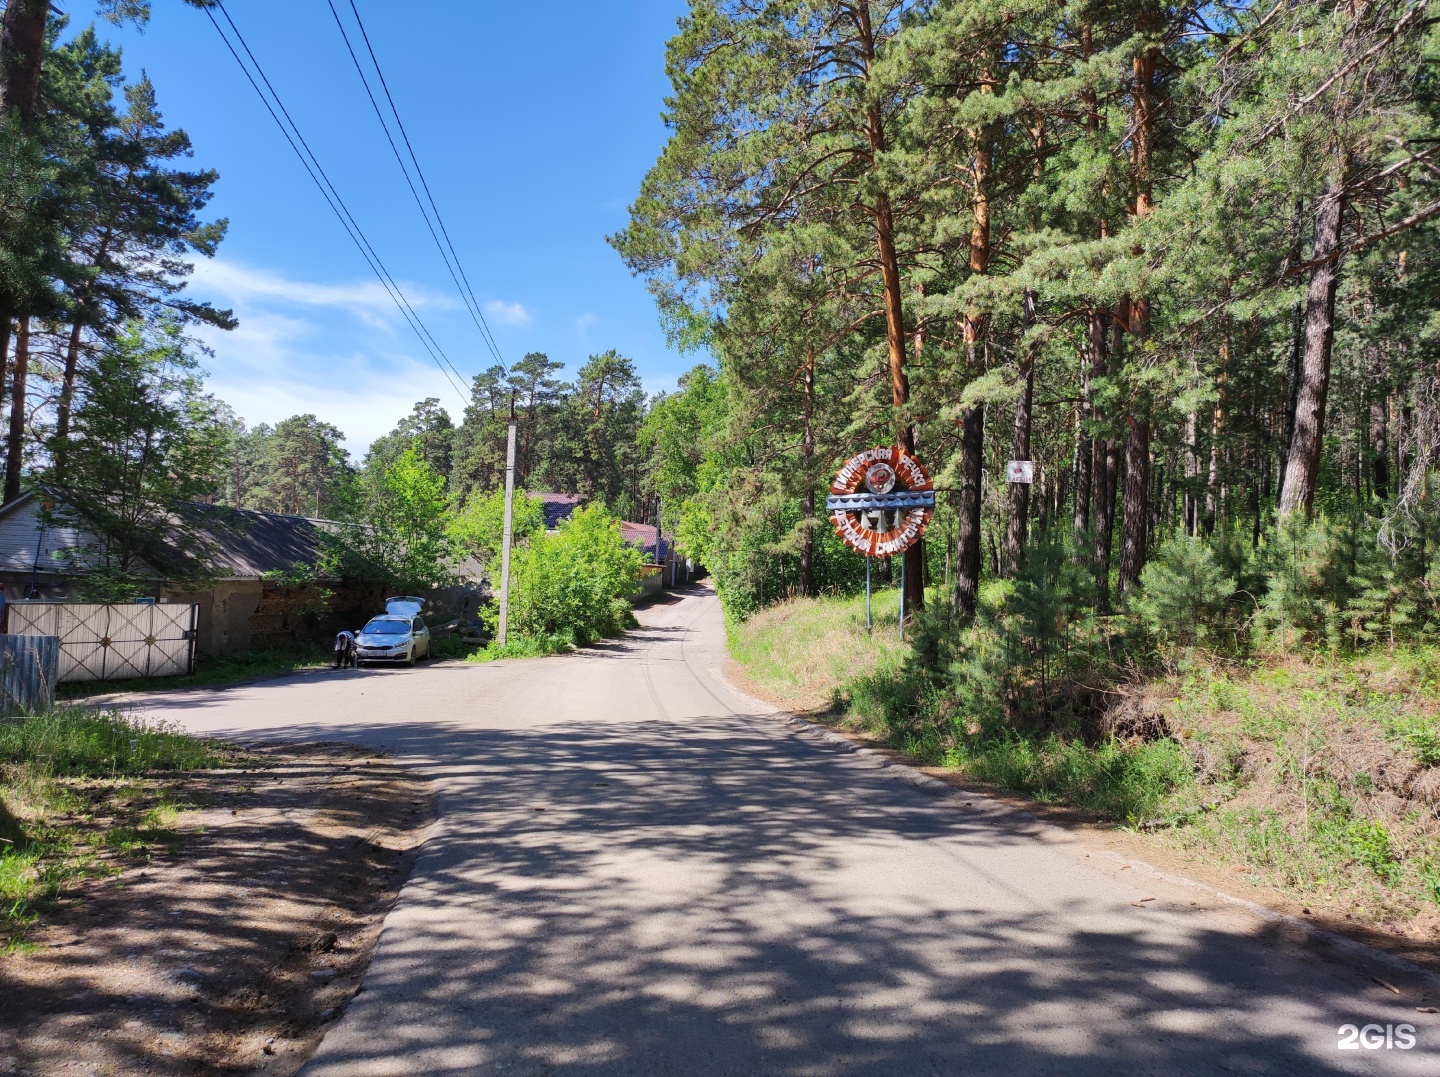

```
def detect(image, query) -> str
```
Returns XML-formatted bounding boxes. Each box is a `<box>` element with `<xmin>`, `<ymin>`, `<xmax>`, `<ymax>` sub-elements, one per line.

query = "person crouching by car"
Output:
<box><xmin>333</xmin><ymin>629</ymin><xmax>358</xmax><ymax>669</ymax></box>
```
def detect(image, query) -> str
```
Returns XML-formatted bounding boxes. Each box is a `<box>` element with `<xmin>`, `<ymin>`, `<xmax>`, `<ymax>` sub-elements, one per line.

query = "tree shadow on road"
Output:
<box><xmin>95</xmin><ymin>700</ymin><xmax>1432</xmax><ymax>1077</ymax></box>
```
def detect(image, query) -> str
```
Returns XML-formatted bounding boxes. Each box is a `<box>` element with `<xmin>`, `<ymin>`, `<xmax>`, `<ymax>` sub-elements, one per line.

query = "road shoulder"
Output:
<box><xmin>715</xmin><ymin>658</ymin><xmax>1440</xmax><ymax>996</ymax></box>
<box><xmin>0</xmin><ymin>742</ymin><xmax>436</xmax><ymax>1076</ymax></box>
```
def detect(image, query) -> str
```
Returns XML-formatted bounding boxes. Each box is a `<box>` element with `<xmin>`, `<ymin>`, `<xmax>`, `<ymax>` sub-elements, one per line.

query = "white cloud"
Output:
<box><xmin>483</xmin><ymin>299</ymin><xmax>532</xmax><ymax>327</ymax></box>
<box><xmin>181</xmin><ymin>258</ymin><xmax>472</xmax><ymax>457</ymax></box>
<box><xmin>189</xmin><ymin>258</ymin><xmax>455</xmax><ymax>324</ymax></box>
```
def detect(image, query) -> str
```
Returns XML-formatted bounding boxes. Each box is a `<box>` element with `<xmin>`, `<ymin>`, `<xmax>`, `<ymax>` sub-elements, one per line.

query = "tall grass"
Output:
<box><xmin>0</xmin><ymin>706</ymin><xmax>223</xmax><ymax>777</ymax></box>
<box><xmin>948</xmin><ymin>734</ymin><xmax>1196</xmax><ymax>824</ymax></box>
<box><xmin>727</xmin><ymin>587</ymin><xmax>907</xmax><ymax>711</ymax></box>
<box><xmin>0</xmin><ymin>707</ymin><xmax>227</xmax><ymax>948</ymax></box>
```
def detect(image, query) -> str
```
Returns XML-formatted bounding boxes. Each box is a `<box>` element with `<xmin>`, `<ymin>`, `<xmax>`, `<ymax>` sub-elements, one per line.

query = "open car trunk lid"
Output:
<box><xmin>384</xmin><ymin>596</ymin><xmax>425</xmax><ymax>619</ymax></box>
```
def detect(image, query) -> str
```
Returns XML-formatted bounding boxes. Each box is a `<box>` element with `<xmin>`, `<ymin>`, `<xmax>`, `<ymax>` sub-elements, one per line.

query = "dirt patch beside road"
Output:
<box><xmin>0</xmin><ymin>743</ymin><xmax>435</xmax><ymax>1076</ymax></box>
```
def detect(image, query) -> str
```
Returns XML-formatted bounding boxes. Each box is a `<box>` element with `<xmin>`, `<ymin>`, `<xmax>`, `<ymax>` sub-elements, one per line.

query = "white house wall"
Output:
<box><xmin>0</xmin><ymin>499</ymin><xmax>97</xmax><ymax>577</ymax></box>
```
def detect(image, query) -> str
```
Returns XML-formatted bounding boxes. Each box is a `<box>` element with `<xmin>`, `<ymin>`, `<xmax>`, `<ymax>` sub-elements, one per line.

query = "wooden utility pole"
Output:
<box><xmin>497</xmin><ymin>397</ymin><xmax>518</xmax><ymax>646</ymax></box>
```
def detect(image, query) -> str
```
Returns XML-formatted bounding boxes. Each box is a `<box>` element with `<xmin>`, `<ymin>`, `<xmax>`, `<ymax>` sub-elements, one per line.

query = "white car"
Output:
<box><xmin>355</xmin><ymin>598</ymin><xmax>431</xmax><ymax>665</ymax></box>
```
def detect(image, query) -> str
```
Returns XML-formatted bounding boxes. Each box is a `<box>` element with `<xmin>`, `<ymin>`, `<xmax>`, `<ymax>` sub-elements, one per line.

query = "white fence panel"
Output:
<box><xmin>7</xmin><ymin>602</ymin><xmax>198</xmax><ymax>683</ymax></box>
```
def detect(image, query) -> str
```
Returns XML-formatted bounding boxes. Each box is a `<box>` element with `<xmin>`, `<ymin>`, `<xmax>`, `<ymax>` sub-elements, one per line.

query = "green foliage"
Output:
<box><xmin>1381</xmin><ymin>710</ymin><xmax>1440</xmax><ymax>767</ymax></box>
<box><xmin>43</xmin><ymin>319</ymin><xmax>232</xmax><ymax>585</ymax></box>
<box><xmin>639</xmin><ymin>364</ymin><xmax>726</xmax><ymax>535</ymax></box>
<box><xmin>447</xmin><ymin>487</ymin><xmax>546</xmax><ymax>564</ymax></box>
<box><xmin>493</xmin><ymin>503</ymin><xmax>643</xmax><ymax>647</ymax></box>
<box><xmin>1133</xmin><ymin>531</ymin><xmax>1238</xmax><ymax>649</ymax></box>
<box><xmin>339</xmin><ymin>447</ymin><xmax>455</xmax><ymax>591</ymax></box>
<box><xmin>542</xmin><ymin>351</ymin><xmax>648</xmax><ymax>518</ymax></box>
<box><xmin>231</xmin><ymin>414</ymin><xmax>350</xmax><ymax>518</ymax></box>
<box><xmin>470</xmin><ymin>631</ymin><xmax>578</xmax><ymax>663</ymax></box>
<box><xmin>953</xmin><ymin>734</ymin><xmax>1195</xmax><ymax>827</ymax></box>
<box><xmin>366</xmin><ymin>398</ymin><xmax>455</xmax><ymax>481</ymax></box>
<box><xmin>0</xmin><ymin>707</ymin><xmax>223</xmax><ymax>778</ymax></box>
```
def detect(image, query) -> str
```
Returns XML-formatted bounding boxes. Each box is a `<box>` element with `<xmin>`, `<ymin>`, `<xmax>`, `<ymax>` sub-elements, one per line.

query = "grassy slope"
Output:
<box><xmin>0</xmin><ymin>709</ymin><xmax>238</xmax><ymax>950</ymax></box>
<box><xmin>729</xmin><ymin>589</ymin><xmax>1440</xmax><ymax>935</ymax></box>
<box><xmin>726</xmin><ymin>588</ymin><xmax>906</xmax><ymax>712</ymax></box>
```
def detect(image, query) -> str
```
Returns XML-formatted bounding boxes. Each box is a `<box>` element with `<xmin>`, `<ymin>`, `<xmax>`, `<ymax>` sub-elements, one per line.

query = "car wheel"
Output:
<box><xmin>406</xmin><ymin>646</ymin><xmax>416</xmax><ymax>667</ymax></box>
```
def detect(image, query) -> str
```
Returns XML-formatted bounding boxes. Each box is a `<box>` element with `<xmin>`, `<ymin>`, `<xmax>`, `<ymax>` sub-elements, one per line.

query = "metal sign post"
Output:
<box><xmin>497</xmin><ymin>398</ymin><xmax>518</xmax><ymax>646</ymax></box>
<box><xmin>865</xmin><ymin>557</ymin><xmax>872</xmax><ymax>631</ymax></box>
<box><xmin>898</xmin><ymin>556</ymin><xmax>905</xmax><ymax>638</ymax></box>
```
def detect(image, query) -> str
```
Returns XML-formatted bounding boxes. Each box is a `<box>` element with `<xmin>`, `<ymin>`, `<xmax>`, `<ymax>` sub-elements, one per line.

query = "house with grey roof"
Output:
<box><xmin>0</xmin><ymin>492</ymin><xmax>385</xmax><ymax>655</ymax></box>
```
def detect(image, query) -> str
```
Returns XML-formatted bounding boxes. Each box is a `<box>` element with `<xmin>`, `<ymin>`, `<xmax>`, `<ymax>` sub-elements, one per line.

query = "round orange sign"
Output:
<box><xmin>826</xmin><ymin>446</ymin><xmax>935</xmax><ymax>557</ymax></box>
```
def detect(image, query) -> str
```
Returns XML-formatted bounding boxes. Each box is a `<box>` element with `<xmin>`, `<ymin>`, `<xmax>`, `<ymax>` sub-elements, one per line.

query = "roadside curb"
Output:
<box><xmin>709</xmin><ymin>664</ymin><xmax>1440</xmax><ymax>995</ymax></box>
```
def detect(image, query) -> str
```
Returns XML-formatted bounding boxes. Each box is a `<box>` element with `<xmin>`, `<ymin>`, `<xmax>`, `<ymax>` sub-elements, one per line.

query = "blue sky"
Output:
<box><xmin>86</xmin><ymin>0</ymin><xmax>690</xmax><ymax>457</ymax></box>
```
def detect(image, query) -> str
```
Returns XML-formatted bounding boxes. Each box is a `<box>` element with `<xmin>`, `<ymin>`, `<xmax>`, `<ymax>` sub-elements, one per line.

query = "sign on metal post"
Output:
<box><xmin>1006</xmin><ymin>460</ymin><xmax>1034</xmax><ymax>484</ymax></box>
<box><xmin>826</xmin><ymin>446</ymin><xmax>936</xmax><ymax>557</ymax></box>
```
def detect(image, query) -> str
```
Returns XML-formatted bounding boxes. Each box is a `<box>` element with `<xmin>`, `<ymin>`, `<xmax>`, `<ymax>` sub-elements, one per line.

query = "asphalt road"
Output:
<box><xmin>126</xmin><ymin>585</ymin><xmax>1437</xmax><ymax>1076</ymax></box>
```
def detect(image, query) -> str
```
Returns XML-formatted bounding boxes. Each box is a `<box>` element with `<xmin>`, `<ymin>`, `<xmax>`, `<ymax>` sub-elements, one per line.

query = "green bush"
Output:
<box><xmin>1133</xmin><ymin>530</ymin><xmax>1236</xmax><ymax>648</ymax></box>
<box><xmin>487</xmin><ymin>503</ymin><xmax>643</xmax><ymax>648</ymax></box>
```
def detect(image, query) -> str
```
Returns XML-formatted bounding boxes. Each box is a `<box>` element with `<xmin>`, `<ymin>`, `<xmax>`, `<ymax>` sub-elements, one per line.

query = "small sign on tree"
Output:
<box><xmin>1006</xmin><ymin>460</ymin><xmax>1034</xmax><ymax>484</ymax></box>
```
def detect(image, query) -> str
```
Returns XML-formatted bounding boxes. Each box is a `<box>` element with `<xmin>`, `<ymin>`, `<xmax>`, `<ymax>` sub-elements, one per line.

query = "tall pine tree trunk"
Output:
<box><xmin>54</xmin><ymin>318</ymin><xmax>85</xmax><ymax>481</ymax></box>
<box><xmin>1115</xmin><ymin>12</ymin><xmax>1160</xmax><ymax>597</ymax></box>
<box><xmin>954</xmin><ymin>85</ymin><xmax>994</xmax><ymax>618</ymax></box>
<box><xmin>1118</xmin><ymin>415</ymin><xmax>1151</xmax><ymax>598</ymax></box>
<box><xmin>1093</xmin><ymin>436</ymin><xmax>1120</xmax><ymax>608</ymax></box>
<box><xmin>955</xmin><ymin>405</ymin><xmax>984</xmax><ymax>618</ymax></box>
<box><xmin>4</xmin><ymin>317</ymin><xmax>28</xmax><ymax>503</ymax></box>
<box><xmin>1279</xmin><ymin>154</ymin><xmax>1348</xmax><ymax>518</ymax></box>
<box><xmin>1203</xmin><ymin>334</ymin><xmax>1229</xmax><ymax>534</ymax></box>
<box><xmin>1004</xmin><ymin>290</ymin><xmax>1037</xmax><ymax>576</ymax></box>
<box><xmin>0</xmin><ymin>309</ymin><xmax>11</xmax><ymax>420</ymax></box>
<box><xmin>1073</xmin><ymin>24</ymin><xmax>1102</xmax><ymax>550</ymax></box>
<box><xmin>1184</xmin><ymin>411</ymin><xmax>1199</xmax><ymax>535</ymax></box>
<box><xmin>0</xmin><ymin>0</ymin><xmax>47</xmax><ymax>472</ymax></box>
<box><xmin>0</xmin><ymin>0</ymin><xmax>46</xmax><ymax>121</ymax></box>
<box><xmin>1371</xmin><ymin>398</ymin><xmax>1389</xmax><ymax>500</ymax></box>
<box><xmin>1073</xmin><ymin>311</ymin><xmax>1104</xmax><ymax>543</ymax></box>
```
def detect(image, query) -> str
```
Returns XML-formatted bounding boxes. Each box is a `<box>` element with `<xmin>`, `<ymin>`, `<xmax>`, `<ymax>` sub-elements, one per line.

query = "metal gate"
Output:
<box><xmin>7</xmin><ymin>602</ymin><xmax>198</xmax><ymax>683</ymax></box>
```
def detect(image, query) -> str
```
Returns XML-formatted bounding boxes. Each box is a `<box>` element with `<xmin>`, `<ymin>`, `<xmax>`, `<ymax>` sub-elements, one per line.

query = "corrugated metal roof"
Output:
<box><xmin>0</xmin><ymin>494</ymin><xmax>337</xmax><ymax>581</ymax></box>
<box><xmin>620</xmin><ymin>521</ymin><xmax>670</xmax><ymax>564</ymax></box>
<box><xmin>0</xmin><ymin>493</ymin><xmax>489</xmax><ymax>585</ymax></box>
<box><xmin>172</xmin><ymin>502</ymin><xmax>336</xmax><ymax>579</ymax></box>
<box><xmin>534</xmin><ymin>492</ymin><xmax>582</xmax><ymax>529</ymax></box>
<box><xmin>0</xmin><ymin>497</ymin><xmax>104</xmax><ymax>575</ymax></box>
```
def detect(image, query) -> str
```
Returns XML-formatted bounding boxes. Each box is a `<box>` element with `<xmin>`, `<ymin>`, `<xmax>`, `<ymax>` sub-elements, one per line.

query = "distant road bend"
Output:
<box><xmin>133</xmin><ymin>585</ymin><xmax>1436</xmax><ymax>1076</ymax></box>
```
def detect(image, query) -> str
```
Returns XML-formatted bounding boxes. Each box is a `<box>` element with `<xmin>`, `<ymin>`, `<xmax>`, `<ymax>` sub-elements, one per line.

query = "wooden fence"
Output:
<box><xmin>0</xmin><ymin>634</ymin><xmax>59</xmax><ymax>717</ymax></box>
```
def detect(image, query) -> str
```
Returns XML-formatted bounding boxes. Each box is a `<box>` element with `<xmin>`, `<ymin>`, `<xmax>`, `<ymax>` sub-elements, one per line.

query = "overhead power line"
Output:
<box><xmin>325</xmin><ymin>0</ymin><xmax>506</xmax><ymax>369</ymax></box>
<box><xmin>206</xmin><ymin>1</ymin><xmax>470</xmax><ymax>404</ymax></box>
